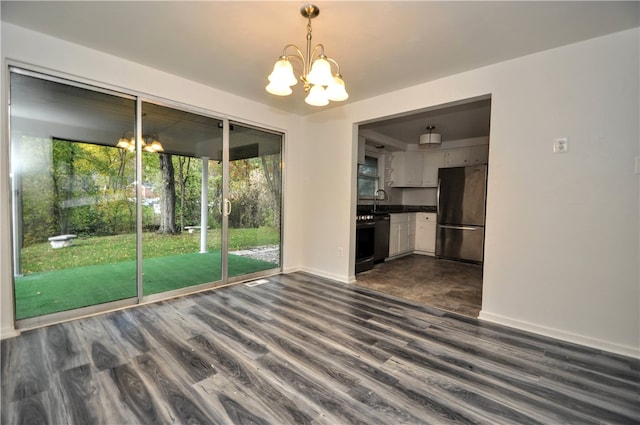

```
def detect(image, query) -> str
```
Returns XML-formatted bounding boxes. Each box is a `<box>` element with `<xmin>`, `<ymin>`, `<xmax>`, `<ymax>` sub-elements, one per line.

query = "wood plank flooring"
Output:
<box><xmin>2</xmin><ymin>272</ymin><xmax>639</xmax><ymax>424</ymax></box>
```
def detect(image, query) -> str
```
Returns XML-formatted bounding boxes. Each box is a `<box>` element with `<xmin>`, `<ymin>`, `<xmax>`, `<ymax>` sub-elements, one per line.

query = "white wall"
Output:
<box><xmin>0</xmin><ymin>23</ymin><xmax>305</xmax><ymax>338</ymax></box>
<box><xmin>301</xmin><ymin>29</ymin><xmax>640</xmax><ymax>358</ymax></box>
<box><xmin>2</xmin><ymin>21</ymin><xmax>638</xmax><ymax>358</ymax></box>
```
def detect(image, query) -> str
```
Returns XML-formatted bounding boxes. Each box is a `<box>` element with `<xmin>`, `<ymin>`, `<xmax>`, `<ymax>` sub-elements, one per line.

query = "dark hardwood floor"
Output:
<box><xmin>2</xmin><ymin>272</ymin><xmax>639</xmax><ymax>424</ymax></box>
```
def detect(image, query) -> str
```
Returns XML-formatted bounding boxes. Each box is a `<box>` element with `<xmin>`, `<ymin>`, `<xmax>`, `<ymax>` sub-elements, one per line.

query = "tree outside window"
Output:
<box><xmin>358</xmin><ymin>155</ymin><xmax>379</xmax><ymax>199</ymax></box>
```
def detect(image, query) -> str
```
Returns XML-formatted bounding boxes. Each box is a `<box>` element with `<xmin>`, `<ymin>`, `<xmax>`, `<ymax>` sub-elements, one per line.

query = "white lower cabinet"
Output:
<box><xmin>414</xmin><ymin>212</ymin><xmax>437</xmax><ymax>255</ymax></box>
<box><xmin>389</xmin><ymin>213</ymin><xmax>414</xmax><ymax>257</ymax></box>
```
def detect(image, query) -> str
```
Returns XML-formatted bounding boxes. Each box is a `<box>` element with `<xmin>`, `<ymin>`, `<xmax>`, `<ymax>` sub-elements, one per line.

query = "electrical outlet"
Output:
<box><xmin>553</xmin><ymin>137</ymin><xmax>569</xmax><ymax>153</ymax></box>
<box><xmin>337</xmin><ymin>247</ymin><xmax>344</xmax><ymax>257</ymax></box>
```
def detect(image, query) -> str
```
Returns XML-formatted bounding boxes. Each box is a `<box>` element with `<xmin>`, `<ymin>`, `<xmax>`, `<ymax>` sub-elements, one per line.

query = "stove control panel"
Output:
<box><xmin>356</xmin><ymin>214</ymin><xmax>375</xmax><ymax>222</ymax></box>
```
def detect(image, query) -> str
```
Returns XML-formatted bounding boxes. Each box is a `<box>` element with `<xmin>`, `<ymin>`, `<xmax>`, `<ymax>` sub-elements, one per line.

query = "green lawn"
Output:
<box><xmin>20</xmin><ymin>227</ymin><xmax>279</xmax><ymax>273</ymax></box>
<box><xmin>14</xmin><ymin>228</ymin><xmax>280</xmax><ymax>319</ymax></box>
<box><xmin>14</xmin><ymin>251</ymin><xmax>276</xmax><ymax>319</ymax></box>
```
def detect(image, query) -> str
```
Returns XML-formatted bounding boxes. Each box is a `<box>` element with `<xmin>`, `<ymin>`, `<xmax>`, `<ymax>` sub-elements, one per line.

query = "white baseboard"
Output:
<box><xmin>299</xmin><ymin>267</ymin><xmax>350</xmax><ymax>284</ymax></box>
<box><xmin>1</xmin><ymin>326</ymin><xmax>20</xmax><ymax>340</ymax></box>
<box><xmin>282</xmin><ymin>266</ymin><xmax>302</xmax><ymax>274</ymax></box>
<box><xmin>479</xmin><ymin>311</ymin><xmax>640</xmax><ymax>359</ymax></box>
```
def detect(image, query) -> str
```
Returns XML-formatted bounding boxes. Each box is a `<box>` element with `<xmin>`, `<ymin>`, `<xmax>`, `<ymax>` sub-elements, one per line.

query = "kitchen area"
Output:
<box><xmin>354</xmin><ymin>97</ymin><xmax>490</xmax><ymax>317</ymax></box>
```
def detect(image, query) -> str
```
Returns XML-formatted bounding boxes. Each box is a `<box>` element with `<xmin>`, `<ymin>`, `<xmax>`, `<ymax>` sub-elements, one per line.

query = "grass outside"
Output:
<box><xmin>14</xmin><ymin>227</ymin><xmax>280</xmax><ymax>319</ymax></box>
<box><xmin>15</xmin><ymin>251</ymin><xmax>276</xmax><ymax>319</ymax></box>
<box><xmin>20</xmin><ymin>227</ymin><xmax>279</xmax><ymax>273</ymax></box>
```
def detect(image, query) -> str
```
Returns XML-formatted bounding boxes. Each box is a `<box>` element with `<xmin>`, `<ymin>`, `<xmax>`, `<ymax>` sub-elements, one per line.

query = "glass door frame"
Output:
<box><xmin>9</xmin><ymin>66</ymin><xmax>284</xmax><ymax>330</ymax></box>
<box><xmin>225</xmin><ymin>119</ymin><xmax>284</xmax><ymax>285</ymax></box>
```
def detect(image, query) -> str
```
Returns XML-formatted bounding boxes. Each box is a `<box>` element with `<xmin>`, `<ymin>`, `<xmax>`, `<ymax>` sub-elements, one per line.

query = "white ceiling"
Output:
<box><xmin>2</xmin><ymin>1</ymin><xmax>638</xmax><ymax>120</ymax></box>
<box><xmin>359</xmin><ymin>96</ymin><xmax>492</xmax><ymax>147</ymax></box>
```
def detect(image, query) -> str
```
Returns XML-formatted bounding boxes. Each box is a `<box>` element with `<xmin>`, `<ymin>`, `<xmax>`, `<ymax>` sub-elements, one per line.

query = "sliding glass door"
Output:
<box><xmin>9</xmin><ymin>68</ymin><xmax>282</xmax><ymax>323</ymax></box>
<box><xmin>10</xmin><ymin>70</ymin><xmax>138</xmax><ymax>319</ymax></box>
<box><xmin>139</xmin><ymin>101</ymin><xmax>224</xmax><ymax>296</ymax></box>
<box><xmin>227</xmin><ymin>122</ymin><xmax>282</xmax><ymax>280</ymax></box>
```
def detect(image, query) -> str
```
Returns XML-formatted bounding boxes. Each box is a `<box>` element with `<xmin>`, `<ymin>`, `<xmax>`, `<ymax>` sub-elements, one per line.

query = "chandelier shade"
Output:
<box><xmin>306</xmin><ymin>56</ymin><xmax>334</xmax><ymax>86</ymax></box>
<box><xmin>266</xmin><ymin>81</ymin><xmax>293</xmax><ymax>96</ymax></box>
<box><xmin>305</xmin><ymin>84</ymin><xmax>329</xmax><ymax>106</ymax></box>
<box><xmin>265</xmin><ymin>4</ymin><xmax>348</xmax><ymax>106</ymax></box>
<box><xmin>325</xmin><ymin>74</ymin><xmax>348</xmax><ymax>101</ymax></box>
<box><xmin>268</xmin><ymin>58</ymin><xmax>298</xmax><ymax>86</ymax></box>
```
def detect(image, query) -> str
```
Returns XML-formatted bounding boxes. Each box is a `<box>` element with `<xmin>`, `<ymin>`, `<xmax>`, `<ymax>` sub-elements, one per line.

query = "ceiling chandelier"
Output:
<box><xmin>266</xmin><ymin>4</ymin><xmax>348</xmax><ymax>106</ymax></box>
<box><xmin>116</xmin><ymin>132</ymin><xmax>164</xmax><ymax>153</ymax></box>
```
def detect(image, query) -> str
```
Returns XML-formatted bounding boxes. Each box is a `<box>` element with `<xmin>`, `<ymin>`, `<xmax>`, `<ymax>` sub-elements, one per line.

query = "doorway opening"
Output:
<box><xmin>354</xmin><ymin>96</ymin><xmax>491</xmax><ymax>317</ymax></box>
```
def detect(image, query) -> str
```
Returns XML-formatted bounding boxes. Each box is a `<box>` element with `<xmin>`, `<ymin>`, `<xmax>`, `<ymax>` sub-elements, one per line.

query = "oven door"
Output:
<box><xmin>355</xmin><ymin>221</ymin><xmax>375</xmax><ymax>273</ymax></box>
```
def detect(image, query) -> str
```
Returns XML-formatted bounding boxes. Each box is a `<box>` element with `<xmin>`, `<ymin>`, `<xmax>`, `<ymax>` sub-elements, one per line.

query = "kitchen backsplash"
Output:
<box><xmin>357</xmin><ymin>204</ymin><xmax>436</xmax><ymax>214</ymax></box>
<box><xmin>401</xmin><ymin>187</ymin><xmax>437</xmax><ymax>205</ymax></box>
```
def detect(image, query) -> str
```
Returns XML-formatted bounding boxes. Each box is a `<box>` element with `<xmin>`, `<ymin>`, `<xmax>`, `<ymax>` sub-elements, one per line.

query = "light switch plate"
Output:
<box><xmin>553</xmin><ymin>137</ymin><xmax>569</xmax><ymax>153</ymax></box>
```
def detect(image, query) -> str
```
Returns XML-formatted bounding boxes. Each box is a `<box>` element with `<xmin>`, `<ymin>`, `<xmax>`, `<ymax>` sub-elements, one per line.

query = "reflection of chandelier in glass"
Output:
<box><xmin>116</xmin><ymin>132</ymin><xmax>164</xmax><ymax>153</ymax></box>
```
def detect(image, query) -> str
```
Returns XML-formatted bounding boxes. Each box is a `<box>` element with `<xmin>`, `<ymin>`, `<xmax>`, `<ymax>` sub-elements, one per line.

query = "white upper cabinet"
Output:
<box><xmin>385</xmin><ymin>143</ymin><xmax>488</xmax><ymax>188</ymax></box>
<box><xmin>469</xmin><ymin>144</ymin><xmax>489</xmax><ymax>165</ymax></box>
<box><xmin>422</xmin><ymin>151</ymin><xmax>445</xmax><ymax>187</ymax></box>
<box><xmin>444</xmin><ymin>145</ymin><xmax>489</xmax><ymax>167</ymax></box>
<box><xmin>388</xmin><ymin>152</ymin><xmax>424</xmax><ymax>187</ymax></box>
<box><xmin>444</xmin><ymin>149</ymin><xmax>470</xmax><ymax>167</ymax></box>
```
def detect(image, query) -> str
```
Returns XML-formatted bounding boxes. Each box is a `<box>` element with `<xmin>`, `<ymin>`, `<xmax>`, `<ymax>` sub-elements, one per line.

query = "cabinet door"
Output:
<box><xmin>469</xmin><ymin>145</ymin><xmax>489</xmax><ymax>165</ymax></box>
<box><xmin>415</xmin><ymin>213</ymin><xmax>437</xmax><ymax>253</ymax></box>
<box><xmin>422</xmin><ymin>151</ymin><xmax>444</xmax><ymax>187</ymax></box>
<box><xmin>405</xmin><ymin>154</ymin><xmax>423</xmax><ymax>186</ymax></box>
<box><xmin>444</xmin><ymin>149</ymin><xmax>470</xmax><ymax>167</ymax></box>
<box><xmin>407</xmin><ymin>213</ymin><xmax>416</xmax><ymax>251</ymax></box>
<box><xmin>389</xmin><ymin>222</ymin><xmax>400</xmax><ymax>257</ymax></box>
<box><xmin>389</xmin><ymin>152</ymin><xmax>423</xmax><ymax>187</ymax></box>
<box><xmin>397</xmin><ymin>222</ymin><xmax>409</xmax><ymax>253</ymax></box>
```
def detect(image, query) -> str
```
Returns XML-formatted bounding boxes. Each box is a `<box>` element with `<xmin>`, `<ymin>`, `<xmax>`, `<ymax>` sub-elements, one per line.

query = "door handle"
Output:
<box><xmin>224</xmin><ymin>199</ymin><xmax>232</xmax><ymax>216</ymax></box>
<box><xmin>439</xmin><ymin>224</ymin><xmax>480</xmax><ymax>231</ymax></box>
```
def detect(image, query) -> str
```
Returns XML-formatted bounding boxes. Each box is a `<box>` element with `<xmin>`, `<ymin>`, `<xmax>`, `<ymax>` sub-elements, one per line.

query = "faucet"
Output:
<box><xmin>373</xmin><ymin>189</ymin><xmax>387</xmax><ymax>213</ymax></box>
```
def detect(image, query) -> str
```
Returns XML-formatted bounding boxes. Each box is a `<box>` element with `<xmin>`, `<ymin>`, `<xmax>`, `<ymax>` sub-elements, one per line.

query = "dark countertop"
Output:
<box><xmin>357</xmin><ymin>204</ymin><xmax>436</xmax><ymax>215</ymax></box>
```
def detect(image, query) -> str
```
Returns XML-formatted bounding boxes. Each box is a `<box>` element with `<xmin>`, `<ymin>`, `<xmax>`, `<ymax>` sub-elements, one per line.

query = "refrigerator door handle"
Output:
<box><xmin>439</xmin><ymin>224</ymin><xmax>482</xmax><ymax>231</ymax></box>
<box><xmin>436</xmin><ymin>177</ymin><xmax>441</xmax><ymax>219</ymax></box>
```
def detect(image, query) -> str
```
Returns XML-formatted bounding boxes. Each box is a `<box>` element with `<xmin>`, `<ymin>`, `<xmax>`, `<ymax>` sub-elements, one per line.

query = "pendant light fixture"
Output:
<box><xmin>419</xmin><ymin>125</ymin><xmax>442</xmax><ymax>144</ymax></box>
<box><xmin>266</xmin><ymin>4</ymin><xmax>348</xmax><ymax>106</ymax></box>
<box><xmin>116</xmin><ymin>132</ymin><xmax>164</xmax><ymax>153</ymax></box>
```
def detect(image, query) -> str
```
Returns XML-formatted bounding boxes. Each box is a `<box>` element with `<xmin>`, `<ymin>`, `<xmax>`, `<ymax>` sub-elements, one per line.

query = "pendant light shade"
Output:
<box><xmin>305</xmin><ymin>84</ymin><xmax>329</xmax><ymax>106</ymax></box>
<box><xmin>266</xmin><ymin>81</ymin><xmax>293</xmax><ymax>96</ymax></box>
<box><xmin>267</xmin><ymin>58</ymin><xmax>298</xmax><ymax>87</ymax></box>
<box><xmin>306</xmin><ymin>56</ymin><xmax>334</xmax><ymax>86</ymax></box>
<box><xmin>419</xmin><ymin>125</ymin><xmax>442</xmax><ymax>144</ymax></box>
<box><xmin>325</xmin><ymin>74</ymin><xmax>349</xmax><ymax>101</ymax></box>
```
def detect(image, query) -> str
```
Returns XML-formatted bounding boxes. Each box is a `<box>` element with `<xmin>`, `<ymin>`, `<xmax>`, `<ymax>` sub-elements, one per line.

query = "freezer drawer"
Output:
<box><xmin>436</xmin><ymin>224</ymin><xmax>484</xmax><ymax>263</ymax></box>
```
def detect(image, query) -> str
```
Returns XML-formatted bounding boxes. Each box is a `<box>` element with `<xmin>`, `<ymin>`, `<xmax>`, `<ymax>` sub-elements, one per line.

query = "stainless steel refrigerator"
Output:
<box><xmin>436</xmin><ymin>164</ymin><xmax>487</xmax><ymax>263</ymax></box>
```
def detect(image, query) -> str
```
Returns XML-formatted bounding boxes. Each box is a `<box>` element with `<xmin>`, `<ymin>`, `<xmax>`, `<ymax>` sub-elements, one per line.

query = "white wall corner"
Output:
<box><xmin>1</xmin><ymin>327</ymin><xmax>20</xmax><ymax>340</ymax></box>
